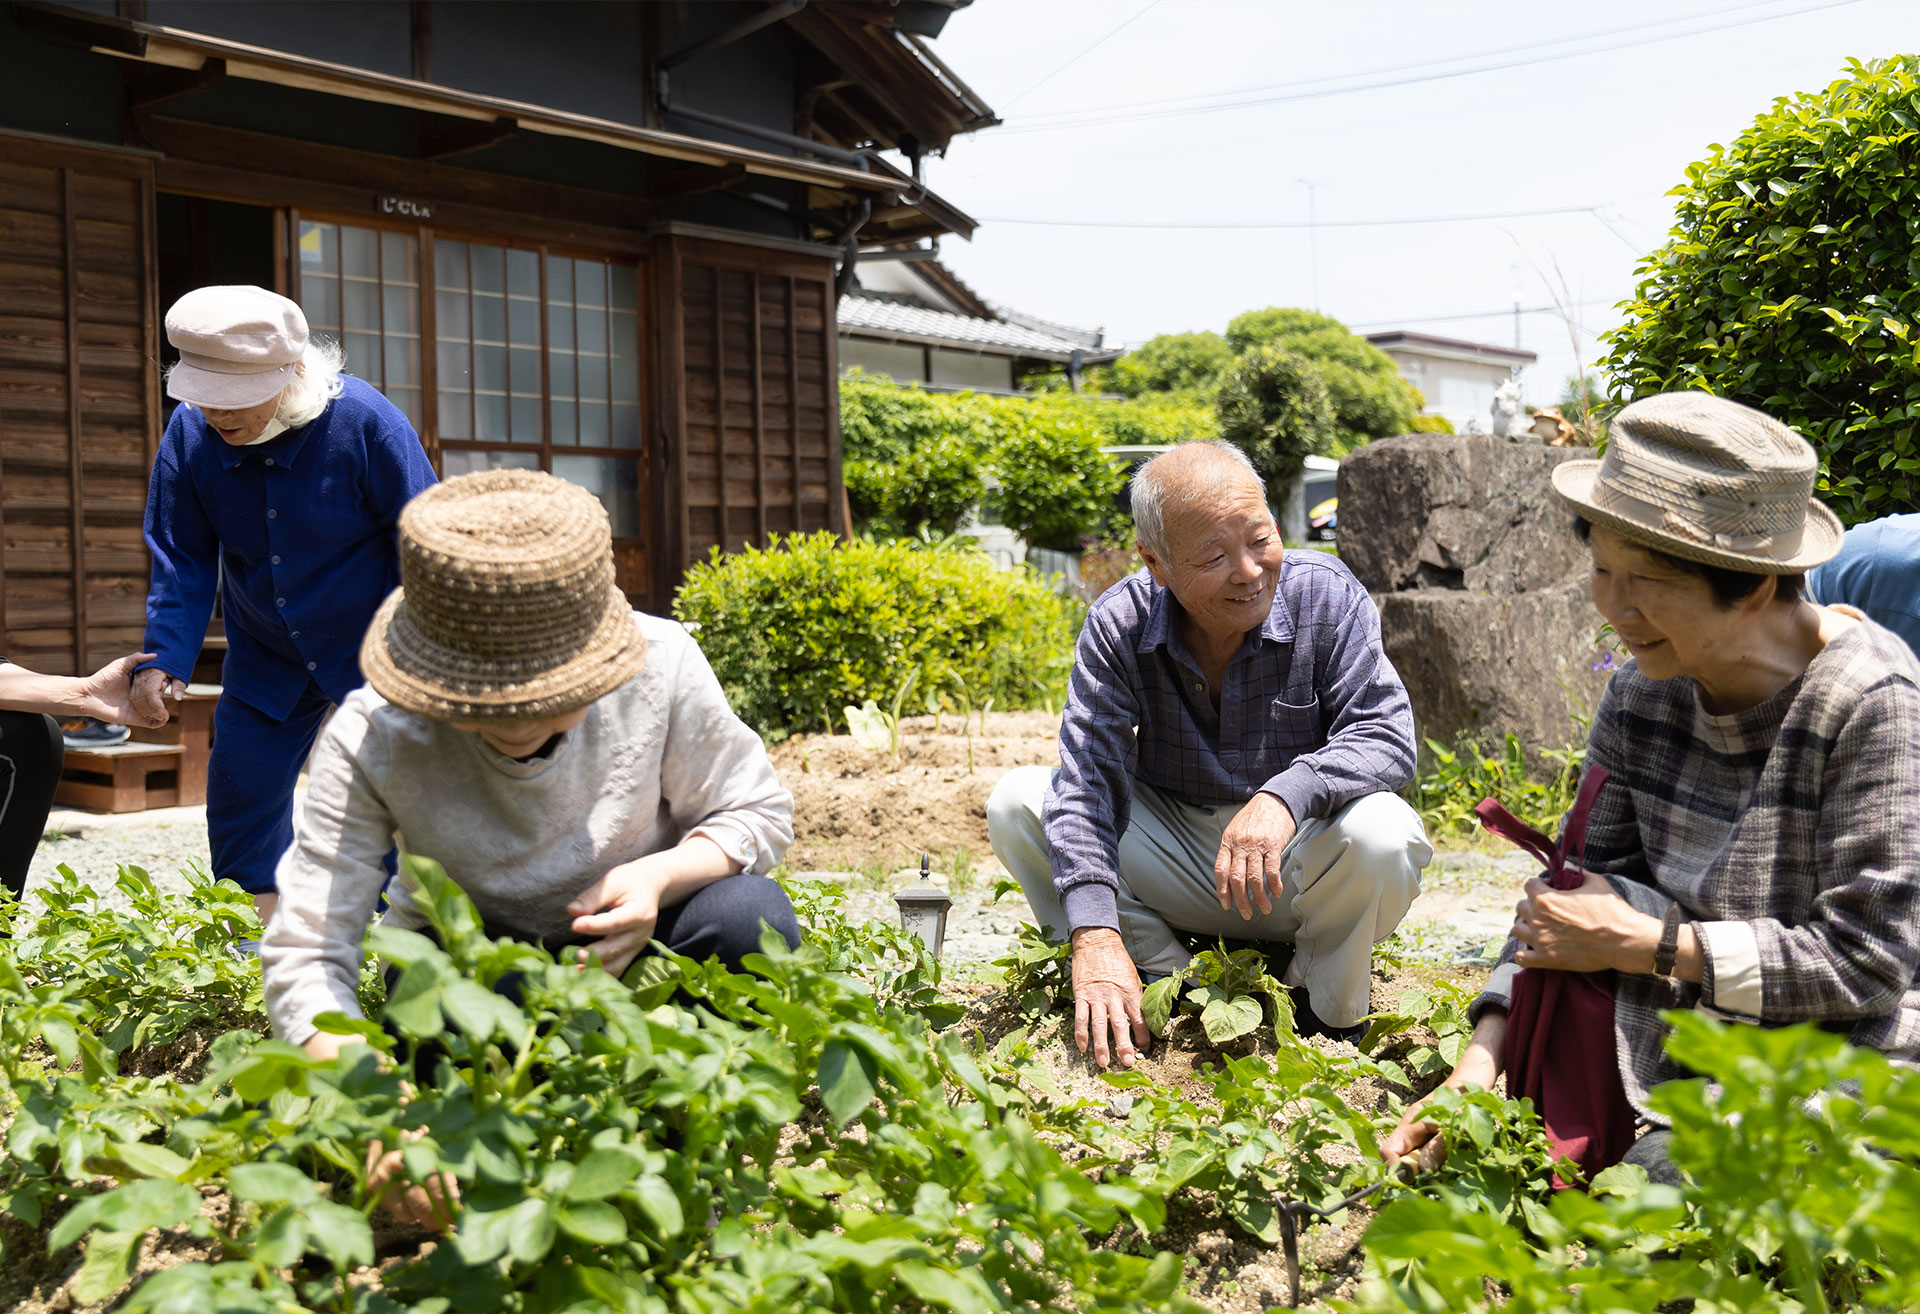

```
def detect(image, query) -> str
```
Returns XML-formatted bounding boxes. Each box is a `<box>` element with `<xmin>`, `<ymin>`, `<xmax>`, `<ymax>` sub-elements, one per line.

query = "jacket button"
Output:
<box><xmin>290</xmin><ymin>631</ymin><xmax>300</xmax><ymax>639</ymax></box>
<box><xmin>267</xmin><ymin>509</ymin><xmax>277</xmax><ymax>519</ymax></box>
<box><xmin>271</xmin><ymin>555</ymin><xmax>281</xmax><ymax>565</ymax></box>
<box><xmin>265</xmin><ymin>458</ymin><xmax>275</xmax><ymax>467</ymax></box>
<box><xmin>306</xmin><ymin>662</ymin><xmax>316</xmax><ymax>671</ymax></box>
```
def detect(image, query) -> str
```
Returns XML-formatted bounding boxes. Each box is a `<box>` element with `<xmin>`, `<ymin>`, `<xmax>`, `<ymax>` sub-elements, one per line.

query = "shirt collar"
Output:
<box><xmin>1134</xmin><ymin>557</ymin><xmax>1298</xmax><ymax>655</ymax></box>
<box><xmin>210</xmin><ymin>413</ymin><xmax>316</xmax><ymax>470</ymax></box>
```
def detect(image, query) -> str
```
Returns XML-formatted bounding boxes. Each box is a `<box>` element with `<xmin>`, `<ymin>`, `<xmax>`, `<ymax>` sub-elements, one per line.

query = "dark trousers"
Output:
<box><xmin>382</xmin><ymin>872</ymin><xmax>801</xmax><ymax>1075</ymax></box>
<box><xmin>0</xmin><ymin>711</ymin><xmax>62</xmax><ymax>904</ymax></box>
<box><xmin>207</xmin><ymin>683</ymin><xmax>335</xmax><ymax>895</ymax></box>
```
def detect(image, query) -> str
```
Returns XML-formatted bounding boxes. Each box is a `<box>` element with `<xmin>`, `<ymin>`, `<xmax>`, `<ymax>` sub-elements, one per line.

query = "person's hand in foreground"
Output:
<box><xmin>567</xmin><ymin>835</ymin><xmax>738</xmax><ymax>978</ymax></box>
<box><xmin>1511</xmin><ymin>867</ymin><xmax>1672</xmax><ymax>974</ymax></box>
<box><xmin>129</xmin><ymin>665</ymin><xmax>185</xmax><ymax>728</ymax></box>
<box><xmin>302</xmin><ymin>1029</ymin><xmax>460</xmax><ymax>1231</ymax></box>
<box><xmin>0</xmin><ymin>652</ymin><xmax>168</xmax><ymax>727</ymax></box>
<box><xmin>1215</xmin><ymin>791</ymin><xmax>1296</xmax><ymax>919</ymax></box>
<box><xmin>1379</xmin><ymin>1011</ymin><xmax>1507</xmax><ymax>1166</ymax></box>
<box><xmin>1072</xmin><ymin>926</ymin><xmax>1149</xmax><ymax>1069</ymax></box>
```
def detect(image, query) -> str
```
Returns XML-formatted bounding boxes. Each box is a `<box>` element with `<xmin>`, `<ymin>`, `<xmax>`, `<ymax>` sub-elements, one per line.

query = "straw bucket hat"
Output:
<box><xmin>1550</xmin><ymin>392</ymin><xmax>1843</xmax><ymax>574</ymax></box>
<box><xmin>361</xmin><ymin>469</ymin><xmax>647</xmax><ymax>720</ymax></box>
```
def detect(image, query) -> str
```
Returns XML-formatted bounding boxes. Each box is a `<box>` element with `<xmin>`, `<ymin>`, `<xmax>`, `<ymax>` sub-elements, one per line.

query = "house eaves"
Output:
<box><xmin>18</xmin><ymin>1</ymin><xmax>978</xmax><ymax>239</ymax></box>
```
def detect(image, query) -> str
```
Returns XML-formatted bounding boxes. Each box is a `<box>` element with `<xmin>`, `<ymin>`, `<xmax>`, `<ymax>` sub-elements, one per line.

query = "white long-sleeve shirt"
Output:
<box><xmin>261</xmin><ymin>612</ymin><xmax>793</xmax><ymax>1044</ymax></box>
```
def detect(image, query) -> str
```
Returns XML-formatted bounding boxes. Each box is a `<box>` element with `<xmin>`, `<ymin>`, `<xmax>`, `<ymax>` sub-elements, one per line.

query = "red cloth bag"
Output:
<box><xmin>1473</xmin><ymin>768</ymin><xmax>1638</xmax><ymax>1186</ymax></box>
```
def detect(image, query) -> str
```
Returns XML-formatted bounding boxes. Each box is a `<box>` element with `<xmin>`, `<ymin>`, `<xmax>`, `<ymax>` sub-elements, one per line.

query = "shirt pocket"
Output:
<box><xmin>1267</xmin><ymin>696</ymin><xmax>1322</xmax><ymax>753</ymax></box>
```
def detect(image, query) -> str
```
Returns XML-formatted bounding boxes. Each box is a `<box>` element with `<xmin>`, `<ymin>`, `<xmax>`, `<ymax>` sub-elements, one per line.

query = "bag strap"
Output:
<box><xmin>1472</xmin><ymin>766</ymin><xmax>1612</xmax><ymax>890</ymax></box>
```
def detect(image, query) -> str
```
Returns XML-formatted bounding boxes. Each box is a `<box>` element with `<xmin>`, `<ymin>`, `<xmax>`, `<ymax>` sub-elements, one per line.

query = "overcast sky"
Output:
<box><xmin>914</xmin><ymin>0</ymin><xmax>1917</xmax><ymax>408</ymax></box>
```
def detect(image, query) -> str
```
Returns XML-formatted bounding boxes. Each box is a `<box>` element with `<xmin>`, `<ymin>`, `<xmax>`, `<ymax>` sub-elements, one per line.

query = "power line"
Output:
<box><xmin>992</xmin><ymin>0</ymin><xmax>1857</xmax><ymax>135</ymax></box>
<box><xmin>977</xmin><ymin>202</ymin><xmax>1652</xmax><ymax>231</ymax></box>
<box><xmin>1003</xmin><ymin>0</ymin><xmax>1770</xmax><ymax>126</ymax></box>
<box><xmin>996</xmin><ymin>1</ymin><xmax>1163</xmax><ymax>112</ymax></box>
<box><xmin>1346</xmin><ymin>300</ymin><xmax>1621</xmax><ymax>330</ymax></box>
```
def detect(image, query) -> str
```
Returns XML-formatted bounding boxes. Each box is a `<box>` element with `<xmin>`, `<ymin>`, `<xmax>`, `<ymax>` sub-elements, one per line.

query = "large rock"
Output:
<box><xmin>1337</xmin><ymin>433</ymin><xmax>1590</xmax><ymax>595</ymax></box>
<box><xmin>1335</xmin><ymin>433</ymin><xmax>1610</xmax><ymax>762</ymax></box>
<box><xmin>1377</xmin><ymin>582</ymin><xmax>1613</xmax><ymax>759</ymax></box>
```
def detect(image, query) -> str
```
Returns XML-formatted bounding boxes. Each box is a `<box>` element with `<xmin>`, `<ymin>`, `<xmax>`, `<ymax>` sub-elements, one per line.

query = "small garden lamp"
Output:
<box><xmin>894</xmin><ymin>853</ymin><xmax>952</xmax><ymax>960</ymax></box>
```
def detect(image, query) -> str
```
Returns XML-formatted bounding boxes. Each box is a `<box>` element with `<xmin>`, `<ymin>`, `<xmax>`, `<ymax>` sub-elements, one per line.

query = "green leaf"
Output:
<box><xmin>563</xmin><ymin>1146</ymin><xmax>643</xmax><ymax>1201</ymax></box>
<box><xmin>817</xmin><ymin>1038</ymin><xmax>879</xmax><ymax>1125</ymax></box>
<box><xmin>86</xmin><ymin>1140</ymin><xmax>191</xmax><ymax>1182</ymax></box>
<box><xmin>49</xmin><ymin>1179</ymin><xmax>200</xmax><ymax>1252</ymax></box>
<box><xmin>895</xmin><ymin>1260</ymin><xmax>997</xmax><ymax>1314</ymax></box>
<box><xmin>227</xmin><ymin>1161</ymin><xmax>320</xmax><ymax>1206</ymax></box>
<box><xmin>1200</xmin><ymin>995</ymin><xmax>1264</xmax><ymax>1043</ymax></box>
<box><xmin>72</xmin><ymin>1230</ymin><xmax>143</xmax><ymax>1306</ymax></box>
<box><xmin>1142</xmin><ymin>977</ymin><xmax>1179</xmax><ymax>1037</ymax></box>
<box><xmin>454</xmin><ymin>1195</ymin><xmax>547</xmax><ymax>1266</ymax></box>
<box><xmin>440</xmin><ymin>978</ymin><xmax>527</xmax><ymax>1045</ymax></box>
<box><xmin>557</xmin><ymin>1201</ymin><xmax>628</xmax><ymax>1246</ymax></box>
<box><xmin>303</xmin><ymin>1199</ymin><xmax>374</xmax><ymax>1272</ymax></box>
<box><xmin>634</xmin><ymin>1174</ymin><xmax>684</xmax><ymax>1238</ymax></box>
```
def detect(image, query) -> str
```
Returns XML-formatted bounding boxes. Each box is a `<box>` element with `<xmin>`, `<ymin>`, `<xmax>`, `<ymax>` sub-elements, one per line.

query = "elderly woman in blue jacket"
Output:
<box><xmin>131</xmin><ymin>286</ymin><xmax>436</xmax><ymax>924</ymax></box>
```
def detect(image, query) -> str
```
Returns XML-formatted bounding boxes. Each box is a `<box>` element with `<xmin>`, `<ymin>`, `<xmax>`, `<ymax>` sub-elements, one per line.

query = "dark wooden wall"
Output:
<box><xmin>656</xmin><ymin>234</ymin><xmax>842</xmax><ymax>599</ymax></box>
<box><xmin>0</xmin><ymin>137</ymin><xmax>158</xmax><ymax>676</ymax></box>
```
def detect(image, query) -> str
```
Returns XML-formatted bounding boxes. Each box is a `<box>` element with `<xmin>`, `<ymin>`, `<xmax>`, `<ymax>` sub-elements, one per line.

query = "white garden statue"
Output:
<box><xmin>1490</xmin><ymin>376</ymin><xmax>1529</xmax><ymax>440</ymax></box>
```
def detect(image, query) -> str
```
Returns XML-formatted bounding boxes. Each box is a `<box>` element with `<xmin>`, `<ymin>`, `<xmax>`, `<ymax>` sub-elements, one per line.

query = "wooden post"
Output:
<box><xmin>62</xmin><ymin>168</ymin><xmax>90</xmax><ymax>676</ymax></box>
<box><xmin>785</xmin><ymin>275</ymin><xmax>801</xmax><ymax>535</ymax></box>
<box><xmin>711</xmin><ymin>266</ymin><xmax>729</xmax><ymax>552</ymax></box>
<box><xmin>750</xmin><ymin>269</ymin><xmax>766</xmax><ymax>547</ymax></box>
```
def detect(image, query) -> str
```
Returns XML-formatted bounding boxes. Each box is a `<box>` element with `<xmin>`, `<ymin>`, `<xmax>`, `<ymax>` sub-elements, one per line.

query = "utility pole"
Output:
<box><xmin>1298</xmin><ymin>178</ymin><xmax>1320</xmax><ymax>311</ymax></box>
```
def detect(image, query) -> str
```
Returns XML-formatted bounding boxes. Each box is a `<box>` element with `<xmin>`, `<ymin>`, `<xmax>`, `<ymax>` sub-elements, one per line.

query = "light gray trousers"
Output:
<box><xmin>986</xmin><ymin>765</ymin><xmax>1432</xmax><ymax>1027</ymax></box>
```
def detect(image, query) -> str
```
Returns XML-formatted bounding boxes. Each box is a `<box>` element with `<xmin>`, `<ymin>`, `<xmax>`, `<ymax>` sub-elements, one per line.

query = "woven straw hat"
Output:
<box><xmin>361</xmin><ymin>469</ymin><xmax>646</xmax><ymax>720</ymax></box>
<box><xmin>1550</xmin><ymin>392</ymin><xmax>1843</xmax><ymax>573</ymax></box>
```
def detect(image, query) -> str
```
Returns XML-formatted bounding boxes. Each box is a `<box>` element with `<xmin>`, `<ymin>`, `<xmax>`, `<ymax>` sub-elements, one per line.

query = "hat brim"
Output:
<box><xmin>360</xmin><ymin>584</ymin><xmax>648</xmax><ymax>721</ymax></box>
<box><xmin>167</xmin><ymin>359</ymin><xmax>295</xmax><ymax>411</ymax></box>
<box><xmin>1550</xmin><ymin>460</ymin><xmax>1844</xmax><ymax>573</ymax></box>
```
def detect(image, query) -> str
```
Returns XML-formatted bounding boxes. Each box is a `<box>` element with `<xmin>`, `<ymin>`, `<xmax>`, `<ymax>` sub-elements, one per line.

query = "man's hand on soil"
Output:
<box><xmin>1070</xmin><ymin>927</ymin><xmax>1149</xmax><ymax>1069</ymax></box>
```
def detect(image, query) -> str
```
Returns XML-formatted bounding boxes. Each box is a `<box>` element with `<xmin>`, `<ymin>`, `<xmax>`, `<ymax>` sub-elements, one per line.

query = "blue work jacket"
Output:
<box><xmin>140</xmin><ymin>376</ymin><xmax>437</xmax><ymax>720</ymax></box>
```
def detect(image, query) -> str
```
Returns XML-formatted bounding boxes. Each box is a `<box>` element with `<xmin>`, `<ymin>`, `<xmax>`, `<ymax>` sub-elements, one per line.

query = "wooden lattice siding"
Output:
<box><xmin>0</xmin><ymin>140</ymin><xmax>158</xmax><ymax>676</ymax></box>
<box><xmin>672</xmin><ymin>238</ymin><xmax>841</xmax><ymax>563</ymax></box>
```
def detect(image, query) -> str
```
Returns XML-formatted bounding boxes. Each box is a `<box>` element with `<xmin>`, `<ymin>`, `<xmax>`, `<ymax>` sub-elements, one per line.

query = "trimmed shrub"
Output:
<box><xmin>838</xmin><ymin>371</ymin><xmax>995</xmax><ymax>535</ymax></box>
<box><xmin>1216</xmin><ymin>346</ymin><xmax>1338</xmax><ymax>481</ymax></box>
<box><xmin>1599</xmin><ymin>55</ymin><xmax>1920</xmax><ymax>523</ymax></box>
<box><xmin>1106</xmin><ymin>331</ymin><xmax>1235</xmax><ymax>399</ymax></box>
<box><xmin>990</xmin><ymin>410</ymin><xmax>1126</xmax><ymax>552</ymax></box>
<box><xmin>672</xmin><ymin>532</ymin><xmax>1078</xmax><ymax>739</ymax></box>
<box><xmin>1225</xmin><ymin>308</ymin><xmax>1418</xmax><ymax>453</ymax></box>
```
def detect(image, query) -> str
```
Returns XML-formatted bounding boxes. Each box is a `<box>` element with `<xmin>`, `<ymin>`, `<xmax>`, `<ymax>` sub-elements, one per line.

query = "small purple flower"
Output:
<box><xmin>1591</xmin><ymin>651</ymin><xmax>1618</xmax><ymax>673</ymax></box>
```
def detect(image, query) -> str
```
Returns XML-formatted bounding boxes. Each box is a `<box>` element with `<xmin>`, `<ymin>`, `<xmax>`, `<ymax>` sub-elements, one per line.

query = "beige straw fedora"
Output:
<box><xmin>1550</xmin><ymin>391</ymin><xmax>1843</xmax><ymax>574</ymax></box>
<box><xmin>362</xmin><ymin>469</ymin><xmax>647</xmax><ymax>720</ymax></box>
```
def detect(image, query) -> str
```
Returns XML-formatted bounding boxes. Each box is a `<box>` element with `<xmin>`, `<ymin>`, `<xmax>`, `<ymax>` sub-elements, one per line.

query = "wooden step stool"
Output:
<box><xmin>55</xmin><ymin>683</ymin><xmax>221</xmax><ymax>814</ymax></box>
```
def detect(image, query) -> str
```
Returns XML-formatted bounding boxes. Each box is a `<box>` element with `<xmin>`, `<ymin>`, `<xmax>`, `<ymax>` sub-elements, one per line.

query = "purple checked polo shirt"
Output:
<box><xmin>1043</xmin><ymin>550</ymin><xmax>1418</xmax><ymax>933</ymax></box>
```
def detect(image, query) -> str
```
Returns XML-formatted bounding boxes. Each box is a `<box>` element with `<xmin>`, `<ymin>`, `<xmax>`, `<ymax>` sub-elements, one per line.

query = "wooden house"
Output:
<box><xmin>0</xmin><ymin>0</ymin><xmax>995</xmax><ymax>678</ymax></box>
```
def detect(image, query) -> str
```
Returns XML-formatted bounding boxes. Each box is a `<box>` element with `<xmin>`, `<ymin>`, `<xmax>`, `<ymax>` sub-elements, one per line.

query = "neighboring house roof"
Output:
<box><xmin>840</xmin><ymin>293</ymin><xmax>1102</xmax><ymax>361</ymax></box>
<box><xmin>1364</xmin><ymin>331</ymin><xmax>1538</xmax><ymax>367</ymax></box>
<box><xmin>841</xmin><ymin>256</ymin><xmax>1118</xmax><ymax>363</ymax></box>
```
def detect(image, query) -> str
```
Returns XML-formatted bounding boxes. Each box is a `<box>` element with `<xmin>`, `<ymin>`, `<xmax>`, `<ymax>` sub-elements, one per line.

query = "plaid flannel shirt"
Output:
<box><xmin>1045</xmin><ymin>552</ymin><xmax>1417</xmax><ymax>932</ymax></box>
<box><xmin>1473</xmin><ymin>620</ymin><xmax>1920</xmax><ymax>1121</ymax></box>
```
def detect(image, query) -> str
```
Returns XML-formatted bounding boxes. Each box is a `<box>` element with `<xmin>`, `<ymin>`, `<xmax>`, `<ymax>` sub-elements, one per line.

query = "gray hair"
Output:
<box><xmin>1131</xmin><ymin>440</ymin><xmax>1265</xmax><ymax>562</ymax></box>
<box><xmin>277</xmin><ymin>337</ymin><xmax>346</xmax><ymax>428</ymax></box>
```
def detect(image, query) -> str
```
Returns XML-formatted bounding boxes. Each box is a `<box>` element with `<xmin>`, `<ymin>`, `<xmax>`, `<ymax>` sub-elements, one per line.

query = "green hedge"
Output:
<box><xmin>672</xmin><ymin>532</ymin><xmax>1078</xmax><ymax>739</ymax></box>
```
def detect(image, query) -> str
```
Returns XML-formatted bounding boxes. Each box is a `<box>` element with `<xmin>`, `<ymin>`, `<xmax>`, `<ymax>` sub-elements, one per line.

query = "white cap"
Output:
<box><xmin>165</xmin><ymin>285</ymin><xmax>308</xmax><ymax>410</ymax></box>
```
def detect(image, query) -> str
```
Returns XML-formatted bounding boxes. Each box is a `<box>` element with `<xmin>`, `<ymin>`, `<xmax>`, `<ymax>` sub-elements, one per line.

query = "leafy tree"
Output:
<box><xmin>1107</xmin><ymin>331</ymin><xmax>1235</xmax><ymax>399</ymax></box>
<box><xmin>1215</xmin><ymin>347</ymin><xmax>1337</xmax><ymax>482</ymax></box>
<box><xmin>1598</xmin><ymin>55</ymin><xmax>1920</xmax><ymax>524</ymax></box>
<box><xmin>1559</xmin><ymin>373</ymin><xmax>1604</xmax><ymax>424</ymax></box>
<box><xmin>989</xmin><ymin>411</ymin><xmax>1125</xmax><ymax>552</ymax></box>
<box><xmin>1224</xmin><ymin>308</ymin><xmax>1419</xmax><ymax>453</ymax></box>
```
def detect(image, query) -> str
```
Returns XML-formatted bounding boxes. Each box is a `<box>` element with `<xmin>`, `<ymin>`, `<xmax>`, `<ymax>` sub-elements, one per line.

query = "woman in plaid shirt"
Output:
<box><xmin>1385</xmin><ymin>392</ymin><xmax>1920</xmax><ymax>1180</ymax></box>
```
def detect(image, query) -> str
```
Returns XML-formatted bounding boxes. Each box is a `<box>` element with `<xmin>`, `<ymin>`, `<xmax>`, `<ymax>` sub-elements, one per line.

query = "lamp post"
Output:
<box><xmin>893</xmin><ymin>853</ymin><xmax>952</xmax><ymax>960</ymax></box>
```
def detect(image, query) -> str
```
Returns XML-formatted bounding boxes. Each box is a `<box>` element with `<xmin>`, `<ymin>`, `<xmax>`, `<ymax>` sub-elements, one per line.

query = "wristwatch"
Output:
<box><xmin>1653</xmin><ymin>902</ymin><xmax>1685</xmax><ymax>977</ymax></box>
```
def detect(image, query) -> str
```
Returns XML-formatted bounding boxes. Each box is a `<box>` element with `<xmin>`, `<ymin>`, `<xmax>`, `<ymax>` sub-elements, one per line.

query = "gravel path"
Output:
<box><xmin>27</xmin><ymin>806</ymin><xmax>1534</xmax><ymax>970</ymax></box>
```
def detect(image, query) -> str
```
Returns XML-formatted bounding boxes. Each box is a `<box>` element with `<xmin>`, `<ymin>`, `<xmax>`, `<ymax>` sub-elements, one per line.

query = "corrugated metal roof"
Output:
<box><xmin>838</xmin><ymin>292</ymin><xmax>1095</xmax><ymax>360</ymax></box>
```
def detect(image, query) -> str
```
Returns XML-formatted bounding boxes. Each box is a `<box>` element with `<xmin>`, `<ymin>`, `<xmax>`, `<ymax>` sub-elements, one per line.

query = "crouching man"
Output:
<box><xmin>988</xmin><ymin>441</ymin><xmax>1431</xmax><ymax>1067</ymax></box>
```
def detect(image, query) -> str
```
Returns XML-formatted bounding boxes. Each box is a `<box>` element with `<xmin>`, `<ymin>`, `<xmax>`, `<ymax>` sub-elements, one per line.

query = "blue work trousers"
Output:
<box><xmin>206</xmin><ymin>682</ymin><xmax>335</xmax><ymax>895</ymax></box>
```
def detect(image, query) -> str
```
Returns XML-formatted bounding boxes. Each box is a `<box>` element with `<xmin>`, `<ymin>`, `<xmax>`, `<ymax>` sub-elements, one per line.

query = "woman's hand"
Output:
<box><xmin>80</xmin><ymin>653</ymin><xmax>169</xmax><ymax>727</ymax></box>
<box><xmin>1379</xmin><ymin>1012</ymin><xmax>1507</xmax><ymax>1166</ymax></box>
<box><xmin>567</xmin><ymin>858</ymin><xmax>671</xmax><ymax>978</ymax></box>
<box><xmin>366</xmin><ymin>1129</ymin><xmax>459</xmax><ymax>1233</ymax></box>
<box><xmin>1511</xmin><ymin>867</ymin><xmax>1661</xmax><ymax>974</ymax></box>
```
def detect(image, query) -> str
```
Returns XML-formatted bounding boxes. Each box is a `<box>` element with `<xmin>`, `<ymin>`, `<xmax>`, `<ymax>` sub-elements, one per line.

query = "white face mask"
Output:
<box><xmin>245</xmin><ymin>416</ymin><xmax>290</xmax><ymax>445</ymax></box>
